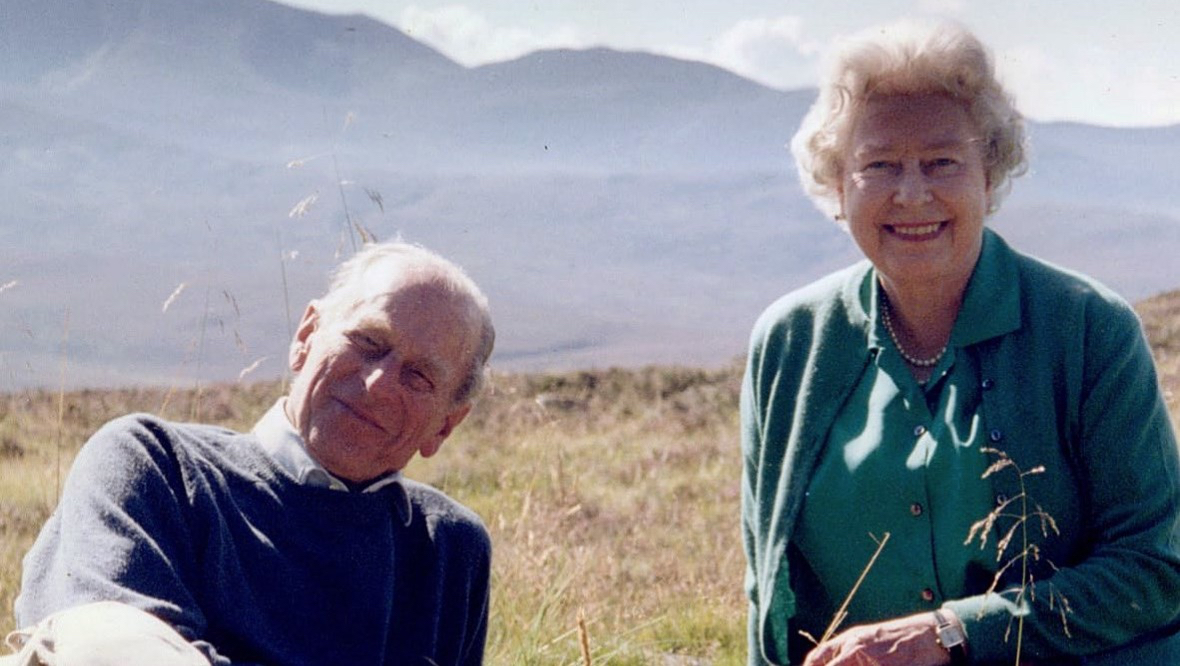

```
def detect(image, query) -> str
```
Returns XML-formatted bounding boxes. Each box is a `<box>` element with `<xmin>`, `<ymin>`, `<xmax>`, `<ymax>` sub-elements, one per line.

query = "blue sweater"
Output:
<box><xmin>16</xmin><ymin>414</ymin><xmax>491</xmax><ymax>665</ymax></box>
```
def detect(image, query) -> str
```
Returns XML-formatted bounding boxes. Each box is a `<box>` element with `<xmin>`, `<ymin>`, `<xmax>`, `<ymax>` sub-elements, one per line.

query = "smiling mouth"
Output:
<box><xmin>336</xmin><ymin>398</ymin><xmax>387</xmax><ymax>433</ymax></box>
<box><xmin>886</xmin><ymin>221</ymin><xmax>946</xmax><ymax>238</ymax></box>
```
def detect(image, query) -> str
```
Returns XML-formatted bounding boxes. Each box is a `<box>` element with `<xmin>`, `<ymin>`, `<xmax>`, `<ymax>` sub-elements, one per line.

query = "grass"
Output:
<box><xmin>1138</xmin><ymin>289</ymin><xmax>1180</xmax><ymax>420</ymax></box>
<box><xmin>0</xmin><ymin>365</ymin><xmax>749</xmax><ymax>664</ymax></box>
<box><xmin>421</xmin><ymin>366</ymin><xmax>749</xmax><ymax>664</ymax></box>
<box><xmin>1</xmin><ymin>291</ymin><xmax>1177</xmax><ymax>664</ymax></box>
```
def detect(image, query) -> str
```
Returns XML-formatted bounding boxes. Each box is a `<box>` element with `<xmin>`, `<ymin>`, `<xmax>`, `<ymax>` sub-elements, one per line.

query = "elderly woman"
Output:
<box><xmin>741</xmin><ymin>20</ymin><xmax>1180</xmax><ymax>666</ymax></box>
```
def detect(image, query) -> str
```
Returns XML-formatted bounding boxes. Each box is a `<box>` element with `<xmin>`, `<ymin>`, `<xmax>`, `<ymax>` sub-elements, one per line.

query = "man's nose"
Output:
<box><xmin>363</xmin><ymin>356</ymin><xmax>401</xmax><ymax>396</ymax></box>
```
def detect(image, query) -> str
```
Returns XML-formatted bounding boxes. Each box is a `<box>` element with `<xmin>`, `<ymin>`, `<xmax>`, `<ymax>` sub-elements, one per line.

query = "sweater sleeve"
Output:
<box><xmin>15</xmin><ymin>415</ymin><xmax>257</xmax><ymax>666</ymax></box>
<box><xmin>393</xmin><ymin>481</ymin><xmax>493</xmax><ymax>665</ymax></box>
<box><xmin>946</xmin><ymin>300</ymin><xmax>1180</xmax><ymax>662</ymax></box>
<box><xmin>450</xmin><ymin>518</ymin><xmax>492</xmax><ymax>666</ymax></box>
<box><xmin>427</xmin><ymin>507</ymin><xmax>492</xmax><ymax>666</ymax></box>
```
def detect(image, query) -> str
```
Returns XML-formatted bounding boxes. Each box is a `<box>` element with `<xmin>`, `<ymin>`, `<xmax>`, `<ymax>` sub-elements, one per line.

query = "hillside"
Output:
<box><xmin>1137</xmin><ymin>289</ymin><xmax>1180</xmax><ymax>419</ymax></box>
<box><xmin>1</xmin><ymin>291</ymin><xmax>1177</xmax><ymax>663</ymax></box>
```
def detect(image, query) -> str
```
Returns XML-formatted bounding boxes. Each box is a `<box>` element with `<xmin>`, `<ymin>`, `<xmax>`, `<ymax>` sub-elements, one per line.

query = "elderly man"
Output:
<box><xmin>5</xmin><ymin>242</ymin><xmax>495</xmax><ymax>665</ymax></box>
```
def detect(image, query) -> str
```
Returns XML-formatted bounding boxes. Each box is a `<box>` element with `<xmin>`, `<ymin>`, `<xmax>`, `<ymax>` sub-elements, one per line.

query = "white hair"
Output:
<box><xmin>791</xmin><ymin>19</ymin><xmax>1027</xmax><ymax>222</ymax></box>
<box><xmin>316</xmin><ymin>242</ymin><xmax>495</xmax><ymax>404</ymax></box>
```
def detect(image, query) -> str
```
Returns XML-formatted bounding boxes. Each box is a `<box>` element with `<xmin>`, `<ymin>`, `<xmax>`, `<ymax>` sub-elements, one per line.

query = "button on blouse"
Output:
<box><xmin>792</xmin><ymin>322</ymin><xmax>997</xmax><ymax>642</ymax></box>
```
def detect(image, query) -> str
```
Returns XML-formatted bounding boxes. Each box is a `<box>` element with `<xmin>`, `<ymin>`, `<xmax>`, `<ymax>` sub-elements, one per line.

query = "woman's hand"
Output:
<box><xmin>801</xmin><ymin>612</ymin><xmax>952</xmax><ymax>666</ymax></box>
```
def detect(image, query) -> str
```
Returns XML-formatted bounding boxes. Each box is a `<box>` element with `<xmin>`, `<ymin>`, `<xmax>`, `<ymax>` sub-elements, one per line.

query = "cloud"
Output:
<box><xmin>397</xmin><ymin>5</ymin><xmax>585</xmax><ymax>66</ymax></box>
<box><xmin>669</xmin><ymin>15</ymin><xmax>823</xmax><ymax>91</ymax></box>
<box><xmin>994</xmin><ymin>46</ymin><xmax>1058</xmax><ymax>119</ymax></box>
<box><xmin>1120</xmin><ymin>65</ymin><xmax>1180</xmax><ymax>127</ymax></box>
<box><xmin>998</xmin><ymin>45</ymin><xmax>1180</xmax><ymax>127</ymax></box>
<box><xmin>916</xmin><ymin>0</ymin><xmax>968</xmax><ymax>13</ymax></box>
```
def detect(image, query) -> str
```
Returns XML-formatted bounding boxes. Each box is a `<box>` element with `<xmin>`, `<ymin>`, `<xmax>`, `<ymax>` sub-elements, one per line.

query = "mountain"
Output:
<box><xmin>1</xmin><ymin>0</ymin><xmax>1178</xmax><ymax>390</ymax></box>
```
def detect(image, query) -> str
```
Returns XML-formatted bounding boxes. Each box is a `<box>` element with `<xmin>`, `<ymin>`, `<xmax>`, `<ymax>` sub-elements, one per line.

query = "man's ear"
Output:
<box><xmin>289</xmin><ymin>302</ymin><xmax>320</xmax><ymax>372</ymax></box>
<box><xmin>419</xmin><ymin>402</ymin><xmax>472</xmax><ymax>459</ymax></box>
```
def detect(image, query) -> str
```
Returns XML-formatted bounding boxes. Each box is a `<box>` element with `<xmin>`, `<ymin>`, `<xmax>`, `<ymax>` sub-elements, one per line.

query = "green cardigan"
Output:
<box><xmin>741</xmin><ymin>229</ymin><xmax>1180</xmax><ymax>665</ymax></box>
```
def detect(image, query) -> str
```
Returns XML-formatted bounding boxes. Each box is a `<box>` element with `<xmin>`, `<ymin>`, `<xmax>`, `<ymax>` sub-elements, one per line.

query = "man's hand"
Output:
<box><xmin>801</xmin><ymin>611</ymin><xmax>953</xmax><ymax>666</ymax></box>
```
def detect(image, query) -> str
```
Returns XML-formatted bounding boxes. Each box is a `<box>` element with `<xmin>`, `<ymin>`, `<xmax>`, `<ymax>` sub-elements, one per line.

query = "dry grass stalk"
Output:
<box><xmin>54</xmin><ymin>310</ymin><xmax>70</xmax><ymax>504</ymax></box>
<box><xmin>238</xmin><ymin>357</ymin><xmax>268</xmax><ymax>382</ymax></box>
<box><xmin>577</xmin><ymin>608</ymin><xmax>591</xmax><ymax>666</ymax></box>
<box><xmin>288</xmin><ymin>193</ymin><xmax>319</xmax><ymax>218</ymax></box>
<box><xmin>799</xmin><ymin>532</ymin><xmax>892</xmax><ymax>647</ymax></box>
<box><xmin>965</xmin><ymin>447</ymin><xmax>1069</xmax><ymax>664</ymax></box>
<box><xmin>161</xmin><ymin>282</ymin><xmax>187</xmax><ymax>313</ymax></box>
<box><xmin>190</xmin><ymin>286</ymin><xmax>213</xmax><ymax>422</ymax></box>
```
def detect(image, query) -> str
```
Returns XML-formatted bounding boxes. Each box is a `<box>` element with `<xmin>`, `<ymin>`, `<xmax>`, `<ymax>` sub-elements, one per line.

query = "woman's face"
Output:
<box><xmin>839</xmin><ymin>93</ymin><xmax>991</xmax><ymax>295</ymax></box>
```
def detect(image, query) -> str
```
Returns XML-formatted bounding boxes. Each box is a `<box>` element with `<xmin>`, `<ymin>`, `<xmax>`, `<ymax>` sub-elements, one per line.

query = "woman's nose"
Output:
<box><xmin>892</xmin><ymin>167</ymin><xmax>934</xmax><ymax>206</ymax></box>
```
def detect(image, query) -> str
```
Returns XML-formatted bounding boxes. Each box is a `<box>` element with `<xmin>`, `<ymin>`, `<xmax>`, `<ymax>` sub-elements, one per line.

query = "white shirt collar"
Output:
<box><xmin>252</xmin><ymin>398</ymin><xmax>411</xmax><ymax>525</ymax></box>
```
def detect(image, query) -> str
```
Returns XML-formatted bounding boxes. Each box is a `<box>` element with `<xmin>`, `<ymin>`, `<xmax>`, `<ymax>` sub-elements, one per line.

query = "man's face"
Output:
<box><xmin>284</xmin><ymin>265</ymin><xmax>477</xmax><ymax>482</ymax></box>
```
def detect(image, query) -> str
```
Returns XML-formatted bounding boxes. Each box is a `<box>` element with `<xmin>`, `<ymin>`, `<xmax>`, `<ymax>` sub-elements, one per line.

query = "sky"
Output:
<box><xmin>269</xmin><ymin>0</ymin><xmax>1180</xmax><ymax>128</ymax></box>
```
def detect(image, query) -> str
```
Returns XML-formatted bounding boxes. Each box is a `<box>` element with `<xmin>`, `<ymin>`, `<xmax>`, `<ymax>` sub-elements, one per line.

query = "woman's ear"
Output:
<box><xmin>834</xmin><ymin>167</ymin><xmax>847</xmax><ymax>221</ymax></box>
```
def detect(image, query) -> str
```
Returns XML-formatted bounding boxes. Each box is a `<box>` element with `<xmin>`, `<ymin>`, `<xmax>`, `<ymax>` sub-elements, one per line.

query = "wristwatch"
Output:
<box><xmin>933</xmin><ymin>610</ymin><xmax>969</xmax><ymax>665</ymax></box>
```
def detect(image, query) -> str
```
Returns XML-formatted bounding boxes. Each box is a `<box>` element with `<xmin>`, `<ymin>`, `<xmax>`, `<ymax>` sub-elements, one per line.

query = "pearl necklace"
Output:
<box><xmin>880</xmin><ymin>296</ymin><xmax>946</xmax><ymax>368</ymax></box>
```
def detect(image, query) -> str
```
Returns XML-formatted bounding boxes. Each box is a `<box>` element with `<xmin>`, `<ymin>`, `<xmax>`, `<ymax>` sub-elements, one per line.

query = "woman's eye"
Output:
<box><xmin>926</xmin><ymin>158</ymin><xmax>961</xmax><ymax>176</ymax></box>
<box><xmin>860</xmin><ymin>161</ymin><xmax>896</xmax><ymax>175</ymax></box>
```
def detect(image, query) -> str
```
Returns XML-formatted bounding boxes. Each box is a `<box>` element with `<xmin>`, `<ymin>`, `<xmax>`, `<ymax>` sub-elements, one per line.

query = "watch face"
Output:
<box><xmin>933</xmin><ymin>612</ymin><xmax>969</xmax><ymax>665</ymax></box>
<box><xmin>935</xmin><ymin>612</ymin><xmax>966</xmax><ymax>649</ymax></box>
<box><xmin>938</xmin><ymin>624</ymin><xmax>966</xmax><ymax>647</ymax></box>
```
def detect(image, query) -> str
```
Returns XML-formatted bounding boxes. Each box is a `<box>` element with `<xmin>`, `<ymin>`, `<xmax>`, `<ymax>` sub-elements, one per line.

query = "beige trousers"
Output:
<box><xmin>1</xmin><ymin>602</ymin><xmax>209</xmax><ymax>666</ymax></box>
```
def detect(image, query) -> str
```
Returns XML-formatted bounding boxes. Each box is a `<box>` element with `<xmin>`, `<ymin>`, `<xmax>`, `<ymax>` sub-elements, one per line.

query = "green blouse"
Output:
<box><xmin>790</xmin><ymin>297</ymin><xmax>996</xmax><ymax>655</ymax></box>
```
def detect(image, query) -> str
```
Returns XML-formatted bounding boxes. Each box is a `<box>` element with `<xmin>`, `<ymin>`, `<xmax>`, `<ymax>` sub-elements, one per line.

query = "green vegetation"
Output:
<box><xmin>1</xmin><ymin>290</ymin><xmax>1177</xmax><ymax>664</ymax></box>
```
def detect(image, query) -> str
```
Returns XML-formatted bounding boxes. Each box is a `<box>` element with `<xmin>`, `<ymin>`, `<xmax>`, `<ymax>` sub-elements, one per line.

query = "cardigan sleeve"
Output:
<box><xmin>741</xmin><ymin>268</ymin><xmax>871</xmax><ymax>666</ymax></box>
<box><xmin>15</xmin><ymin>415</ymin><xmax>258</xmax><ymax>666</ymax></box>
<box><xmin>742</xmin><ymin>340</ymin><xmax>775</xmax><ymax>666</ymax></box>
<box><xmin>946</xmin><ymin>298</ymin><xmax>1180</xmax><ymax>662</ymax></box>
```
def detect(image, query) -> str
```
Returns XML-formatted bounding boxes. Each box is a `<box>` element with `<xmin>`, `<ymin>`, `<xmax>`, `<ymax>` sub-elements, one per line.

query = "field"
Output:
<box><xmin>1</xmin><ymin>291</ymin><xmax>1178</xmax><ymax>664</ymax></box>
